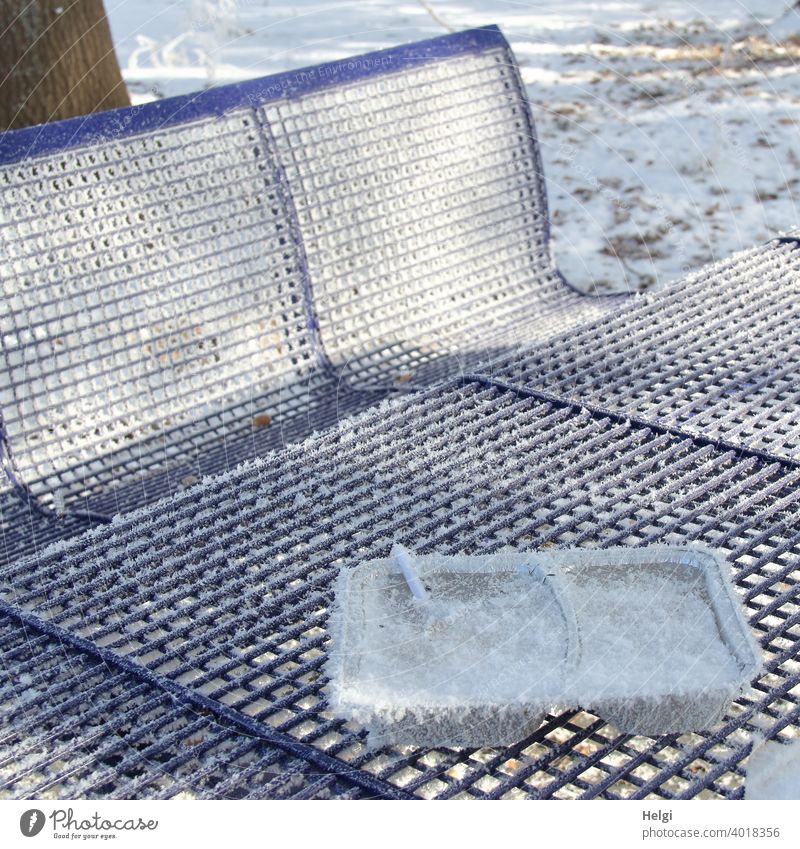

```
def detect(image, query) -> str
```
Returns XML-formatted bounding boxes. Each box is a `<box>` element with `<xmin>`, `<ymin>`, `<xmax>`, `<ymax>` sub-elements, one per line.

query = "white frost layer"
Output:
<box><xmin>745</xmin><ymin>740</ymin><xmax>800</xmax><ymax>800</ymax></box>
<box><xmin>564</xmin><ymin>564</ymin><xmax>742</xmax><ymax>699</ymax></box>
<box><xmin>338</xmin><ymin>568</ymin><xmax>569</xmax><ymax>710</ymax></box>
<box><xmin>327</xmin><ymin>545</ymin><xmax>761</xmax><ymax>746</ymax></box>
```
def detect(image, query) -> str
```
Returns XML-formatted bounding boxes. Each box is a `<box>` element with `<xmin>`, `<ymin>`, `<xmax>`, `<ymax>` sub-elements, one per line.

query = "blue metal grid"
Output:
<box><xmin>2</xmin><ymin>239</ymin><xmax>800</xmax><ymax>797</ymax></box>
<box><xmin>3</xmin><ymin>30</ymin><xmax>797</xmax><ymax>801</ymax></box>
<box><xmin>0</xmin><ymin>26</ymin><xmax>619</xmax><ymax>547</ymax></box>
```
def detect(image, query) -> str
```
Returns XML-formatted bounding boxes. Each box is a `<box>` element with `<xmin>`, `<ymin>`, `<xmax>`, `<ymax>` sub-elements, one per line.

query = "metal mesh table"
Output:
<box><xmin>2</xmin><ymin>239</ymin><xmax>799</xmax><ymax>799</ymax></box>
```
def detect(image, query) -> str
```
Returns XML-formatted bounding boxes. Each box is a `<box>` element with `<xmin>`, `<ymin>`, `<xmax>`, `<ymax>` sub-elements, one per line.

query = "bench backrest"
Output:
<box><xmin>0</xmin><ymin>26</ymin><xmax>556</xmax><ymax>504</ymax></box>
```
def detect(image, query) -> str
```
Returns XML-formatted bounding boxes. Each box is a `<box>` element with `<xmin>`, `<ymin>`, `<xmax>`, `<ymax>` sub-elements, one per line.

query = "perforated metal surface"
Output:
<box><xmin>1</xmin><ymin>387</ymin><xmax>797</xmax><ymax>799</ymax></box>
<box><xmin>2</xmin><ymin>29</ymin><xmax>798</xmax><ymax>802</ymax></box>
<box><xmin>264</xmin><ymin>47</ymin><xmax>561</xmax><ymax>379</ymax></box>
<box><xmin>484</xmin><ymin>239</ymin><xmax>800</xmax><ymax>463</ymax></box>
<box><xmin>0</xmin><ymin>109</ymin><xmax>317</xmax><ymax>503</ymax></box>
<box><xmin>2</xmin><ymin>235</ymin><xmax>800</xmax><ymax>798</ymax></box>
<box><xmin>0</xmin><ymin>28</ymin><xmax>617</xmax><ymax>529</ymax></box>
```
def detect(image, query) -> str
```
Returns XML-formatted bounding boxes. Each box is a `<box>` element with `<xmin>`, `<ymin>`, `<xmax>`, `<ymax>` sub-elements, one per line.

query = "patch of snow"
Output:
<box><xmin>745</xmin><ymin>739</ymin><xmax>800</xmax><ymax>800</ymax></box>
<box><xmin>766</xmin><ymin>5</ymin><xmax>800</xmax><ymax>42</ymax></box>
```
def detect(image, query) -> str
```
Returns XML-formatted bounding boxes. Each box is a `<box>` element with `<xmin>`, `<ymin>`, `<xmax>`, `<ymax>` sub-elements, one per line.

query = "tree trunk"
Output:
<box><xmin>0</xmin><ymin>0</ymin><xmax>130</xmax><ymax>131</ymax></box>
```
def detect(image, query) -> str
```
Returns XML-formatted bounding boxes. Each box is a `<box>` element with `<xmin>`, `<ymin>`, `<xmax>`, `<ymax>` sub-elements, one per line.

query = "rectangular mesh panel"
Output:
<box><xmin>2</xmin><ymin>378</ymin><xmax>797</xmax><ymax>799</ymax></box>
<box><xmin>265</xmin><ymin>46</ymin><xmax>565</xmax><ymax>382</ymax></box>
<box><xmin>484</xmin><ymin>241</ymin><xmax>800</xmax><ymax>462</ymax></box>
<box><xmin>0</xmin><ymin>108</ymin><xmax>314</xmax><ymax>496</ymax></box>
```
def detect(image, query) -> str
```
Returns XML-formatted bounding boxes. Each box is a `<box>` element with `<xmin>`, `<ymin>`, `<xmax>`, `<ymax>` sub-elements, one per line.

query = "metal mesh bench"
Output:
<box><xmin>0</xmin><ymin>26</ymin><xmax>619</xmax><ymax>569</ymax></box>
<box><xmin>3</xmin><ymin>24</ymin><xmax>797</xmax><ymax>801</ymax></box>
<box><xmin>2</xmin><ymin>239</ymin><xmax>799</xmax><ymax>799</ymax></box>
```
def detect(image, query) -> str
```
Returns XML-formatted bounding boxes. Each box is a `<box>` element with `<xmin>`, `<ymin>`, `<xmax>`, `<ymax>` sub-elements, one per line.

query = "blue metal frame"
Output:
<box><xmin>0</xmin><ymin>26</ymin><xmax>508</xmax><ymax>165</ymax></box>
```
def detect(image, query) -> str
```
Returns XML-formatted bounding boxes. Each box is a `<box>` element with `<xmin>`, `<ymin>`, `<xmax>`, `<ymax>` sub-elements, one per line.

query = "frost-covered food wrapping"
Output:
<box><xmin>326</xmin><ymin>546</ymin><xmax>761</xmax><ymax>748</ymax></box>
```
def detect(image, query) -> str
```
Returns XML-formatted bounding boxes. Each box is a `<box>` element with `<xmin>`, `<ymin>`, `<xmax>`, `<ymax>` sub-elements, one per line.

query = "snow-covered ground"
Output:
<box><xmin>746</xmin><ymin>739</ymin><xmax>800</xmax><ymax>799</ymax></box>
<box><xmin>107</xmin><ymin>1</ymin><xmax>800</xmax><ymax>293</ymax></box>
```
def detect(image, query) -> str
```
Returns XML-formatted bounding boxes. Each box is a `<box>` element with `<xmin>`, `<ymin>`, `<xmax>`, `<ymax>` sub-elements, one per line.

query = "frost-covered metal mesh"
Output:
<box><xmin>3</xmin><ymin>236</ymin><xmax>800</xmax><ymax>800</ymax></box>
<box><xmin>0</xmin><ymin>611</ymin><xmax>367</xmax><ymax>799</ymax></box>
<box><xmin>0</xmin><ymin>109</ymin><xmax>318</xmax><ymax>509</ymax></box>
<box><xmin>484</xmin><ymin>239</ymin><xmax>800</xmax><ymax>462</ymax></box>
<box><xmin>0</xmin><ymin>28</ymin><xmax>616</xmax><ymax>531</ymax></box>
<box><xmin>264</xmin><ymin>48</ymin><xmax>566</xmax><ymax>383</ymax></box>
<box><xmin>3</xmin><ymin>28</ymin><xmax>798</xmax><ymax>801</ymax></box>
<box><xmin>0</xmin><ymin>389</ymin><xmax>797</xmax><ymax>799</ymax></box>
